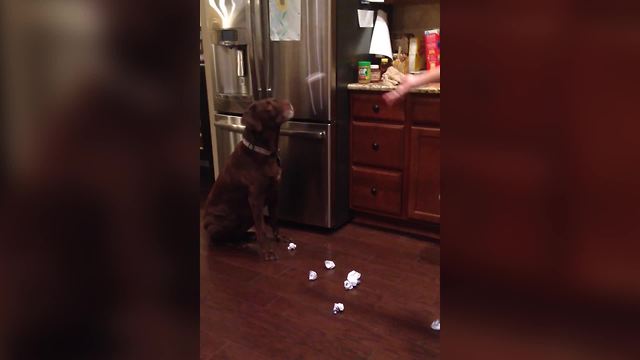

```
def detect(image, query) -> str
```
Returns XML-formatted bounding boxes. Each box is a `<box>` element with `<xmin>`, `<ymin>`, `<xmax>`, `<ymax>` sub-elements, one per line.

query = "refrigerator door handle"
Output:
<box><xmin>214</xmin><ymin>120</ymin><xmax>326</xmax><ymax>140</ymax></box>
<box><xmin>249</xmin><ymin>0</ymin><xmax>264</xmax><ymax>97</ymax></box>
<box><xmin>260</xmin><ymin>0</ymin><xmax>272</xmax><ymax>98</ymax></box>
<box><xmin>280</xmin><ymin>129</ymin><xmax>326</xmax><ymax>139</ymax></box>
<box><xmin>213</xmin><ymin>121</ymin><xmax>245</xmax><ymax>133</ymax></box>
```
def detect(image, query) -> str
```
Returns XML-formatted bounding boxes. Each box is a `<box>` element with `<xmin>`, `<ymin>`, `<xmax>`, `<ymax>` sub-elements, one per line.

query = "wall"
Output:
<box><xmin>391</xmin><ymin>0</ymin><xmax>440</xmax><ymax>38</ymax></box>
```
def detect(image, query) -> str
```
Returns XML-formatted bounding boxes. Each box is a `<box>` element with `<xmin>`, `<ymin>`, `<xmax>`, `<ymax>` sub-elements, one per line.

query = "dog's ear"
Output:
<box><xmin>241</xmin><ymin>104</ymin><xmax>262</xmax><ymax>132</ymax></box>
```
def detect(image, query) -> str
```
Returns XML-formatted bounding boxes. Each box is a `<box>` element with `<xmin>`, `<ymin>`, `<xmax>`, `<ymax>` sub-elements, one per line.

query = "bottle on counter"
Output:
<box><xmin>380</xmin><ymin>57</ymin><xmax>390</xmax><ymax>75</ymax></box>
<box><xmin>392</xmin><ymin>48</ymin><xmax>401</xmax><ymax>71</ymax></box>
<box><xmin>370</xmin><ymin>64</ymin><xmax>381</xmax><ymax>82</ymax></box>
<box><xmin>392</xmin><ymin>46</ymin><xmax>409</xmax><ymax>74</ymax></box>
<box><xmin>408</xmin><ymin>36</ymin><xmax>424</xmax><ymax>73</ymax></box>
<box><xmin>357</xmin><ymin>61</ymin><xmax>371</xmax><ymax>84</ymax></box>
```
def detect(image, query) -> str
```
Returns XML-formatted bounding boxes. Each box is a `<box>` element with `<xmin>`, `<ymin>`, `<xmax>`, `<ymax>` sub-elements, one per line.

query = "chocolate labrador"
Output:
<box><xmin>202</xmin><ymin>98</ymin><xmax>294</xmax><ymax>261</ymax></box>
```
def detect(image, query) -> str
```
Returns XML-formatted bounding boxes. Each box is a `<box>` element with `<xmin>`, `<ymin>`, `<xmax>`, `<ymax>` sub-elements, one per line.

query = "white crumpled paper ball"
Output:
<box><xmin>431</xmin><ymin>319</ymin><xmax>440</xmax><ymax>331</ymax></box>
<box><xmin>346</xmin><ymin>270</ymin><xmax>361</xmax><ymax>287</ymax></box>
<box><xmin>308</xmin><ymin>270</ymin><xmax>318</xmax><ymax>281</ymax></box>
<box><xmin>343</xmin><ymin>280</ymin><xmax>354</xmax><ymax>290</ymax></box>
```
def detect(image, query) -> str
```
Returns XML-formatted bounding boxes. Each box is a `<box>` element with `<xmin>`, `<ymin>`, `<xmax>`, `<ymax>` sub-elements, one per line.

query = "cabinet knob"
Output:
<box><xmin>372</xmin><ymin>142</ymin><xmax>380</xmax><ymax>151</ymax></box>
<box><xmin>370</xmin><ymin>187</ymin><xmax>377</xmax><ymax>195</ymax></box>
<box><xmin>372</xmin><ymin>103</ymin><xmax>380</xmax><ymax>113</ymax></box>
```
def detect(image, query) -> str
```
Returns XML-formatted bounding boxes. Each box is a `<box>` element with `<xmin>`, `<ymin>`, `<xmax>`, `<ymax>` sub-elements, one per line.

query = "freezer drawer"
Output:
<box><xmin>213</xmin><ymin>114</ymin><xmax>333</xmax><ymax>228</ymax></box>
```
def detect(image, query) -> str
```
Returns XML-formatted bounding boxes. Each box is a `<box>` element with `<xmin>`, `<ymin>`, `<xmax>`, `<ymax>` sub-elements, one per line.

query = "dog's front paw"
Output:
<box><xmin>262</xmin><ymin>250</ymin><xmax>278</xmax><ymax>261</ymax></box>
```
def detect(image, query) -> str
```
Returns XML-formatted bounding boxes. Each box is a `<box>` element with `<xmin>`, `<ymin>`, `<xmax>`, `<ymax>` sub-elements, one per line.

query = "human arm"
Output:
<box><xmin>383</xmin><ymin>67</ymin><xmax>440</xmax><ymax>105</ymax></box>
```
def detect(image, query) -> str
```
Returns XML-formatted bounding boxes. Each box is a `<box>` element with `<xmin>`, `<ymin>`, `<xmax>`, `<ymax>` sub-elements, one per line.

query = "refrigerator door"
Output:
<box><xmin>265</xmin><ymin>0</ymin><xmax>332</xmax><ymax>122</ymax></box>
<box><xmin>205</xmin><ymin>0</ymin><xmax>371</xmax><ymax>229</ymax></box>
<box><xmin>213</xmin><ymin>114</ymin><xmax>333</xmax><ymax>227</ymax></box>
<box><xmin>206</xmin><ymin>0</ymin><xmax>265</xmax><ymax>114</ymax></box>
<box><xmin>277</xmin><ymin>121</ymin><xmax>332</xmax><ymax>226</ymax></box>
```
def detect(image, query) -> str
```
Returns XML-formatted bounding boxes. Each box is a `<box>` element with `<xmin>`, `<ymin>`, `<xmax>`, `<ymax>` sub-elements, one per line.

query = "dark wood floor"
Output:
<box><xmin>200</xmin><ymin>212</ymin><xmax>441</xmax><ymax>359</ymax></box>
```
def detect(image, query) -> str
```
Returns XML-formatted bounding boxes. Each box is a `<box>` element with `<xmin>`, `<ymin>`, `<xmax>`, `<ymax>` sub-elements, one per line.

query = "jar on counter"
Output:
<box><xmin>370</xmin><ymin>64</ymin><xmax>381</xmax><ymax>82</ymax></box>
<box><xmin>357</xmin><ymin>61</ymin><xmax>371</xmax><ymax>84</ymax></box>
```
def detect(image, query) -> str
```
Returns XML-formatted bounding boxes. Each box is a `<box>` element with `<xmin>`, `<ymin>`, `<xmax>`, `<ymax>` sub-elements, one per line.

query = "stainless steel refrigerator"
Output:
<box><xmin>202</xmin><ymin>0</ymin><xmax>373</xmax><ymax>228</ymax></box>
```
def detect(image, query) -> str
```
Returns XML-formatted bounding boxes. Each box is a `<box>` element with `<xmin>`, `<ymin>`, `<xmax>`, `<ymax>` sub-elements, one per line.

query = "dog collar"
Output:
<box><xmin>241</xmin><ymin>137</ymin><xmax>272</xmax><ymax>156</ymax></box>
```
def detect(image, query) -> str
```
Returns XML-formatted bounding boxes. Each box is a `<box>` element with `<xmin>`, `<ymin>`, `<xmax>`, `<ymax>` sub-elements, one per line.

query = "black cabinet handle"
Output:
<box><xmin>372</xmin><ymin>103</ymin><xmax>380</xmax><ymax>113</ymax></box>
<box><xmin>372</xmin><ymin>142</ymin><xmax>379</xmax><ymax>151</ymax></box>
<box><xmin>370</xmin><ymin>187</ymin><xmax>377</xmax><ymax>195</ymax></box>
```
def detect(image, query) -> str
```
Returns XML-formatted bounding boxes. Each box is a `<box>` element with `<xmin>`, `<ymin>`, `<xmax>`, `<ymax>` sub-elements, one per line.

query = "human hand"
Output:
<box><xmin>383</xmin><ymin>74</ymin><xmax>416</xmax><ymax>105</ymax></box>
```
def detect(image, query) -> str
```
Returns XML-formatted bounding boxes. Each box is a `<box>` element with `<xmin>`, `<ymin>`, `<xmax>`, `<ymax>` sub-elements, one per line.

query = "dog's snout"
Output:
<box><xmin>284</xmin><ymin>104</ymin><xmax>294</xmax><ymax>119</ymax></box>
<box><xmin>281</xmin><ymin>101</ymin><xmax>294</xmax><ymax>120</ymax></box>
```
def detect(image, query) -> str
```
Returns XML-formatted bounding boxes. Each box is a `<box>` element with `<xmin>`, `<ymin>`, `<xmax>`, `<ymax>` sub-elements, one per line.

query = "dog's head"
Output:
<box><xmin>241</xmin><ymin>98</ymin><xmax>294</xmax><ymax>151</ymax></box>
<box><xmin>242</xmin><ymin>98</ymin><xmax>294</xmax><ymax>131</ymax></box>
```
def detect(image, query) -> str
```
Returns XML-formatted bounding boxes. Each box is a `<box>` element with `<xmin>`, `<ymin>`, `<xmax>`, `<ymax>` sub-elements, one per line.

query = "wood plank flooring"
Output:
<box><xmin>200</xmin><ymin>218</ymin><xmax>440</xmax><ymax>359</ymax></box>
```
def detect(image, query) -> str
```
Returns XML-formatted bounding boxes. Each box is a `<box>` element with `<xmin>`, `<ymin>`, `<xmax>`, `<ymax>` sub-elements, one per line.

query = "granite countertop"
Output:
<box><xmin>347</xmin><ymin>82</ymin><xmax>440</xmax><ymax>94</ymax></box>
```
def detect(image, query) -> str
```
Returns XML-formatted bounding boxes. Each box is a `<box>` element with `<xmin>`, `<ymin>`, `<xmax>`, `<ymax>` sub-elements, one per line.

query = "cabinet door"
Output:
<box><xmin>408</xmin><ymin>127</ymin><xmax>440</xmax><ymax>222</ymax></box>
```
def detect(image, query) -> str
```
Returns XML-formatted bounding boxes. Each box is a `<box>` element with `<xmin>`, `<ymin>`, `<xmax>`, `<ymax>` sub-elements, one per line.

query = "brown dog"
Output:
<box><xmin>202</xmin><ymin>98</ymin><xmax>294</xmax><ymax>260</ymax></box>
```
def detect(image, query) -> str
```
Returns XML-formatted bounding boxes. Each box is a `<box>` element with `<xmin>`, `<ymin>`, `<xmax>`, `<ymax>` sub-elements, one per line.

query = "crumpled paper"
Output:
<box><xmin>309</xmin><ymin>270</ymin><xmax>318</xmax><ymax>281</ymax></box>
<box><xmin>344</xmin><ymin>270</ymin><xmax>361</xmax><ymax>290</ymax></box>
<box><xmin>347</xmin><ymin>270</ymin><xmax>361</xmax><ymax>286</ymax></box>
<box><xmin>431</xmin><ymin>319</ymin><xmax>440</xmax><ymax>331</ymax></box>
<box><xmin>287</xmin><ymin>242</ymin><xmax>297</xmax><ymax>251</ymax></box>
<box><xmin>332</xmin><ymin>303</ymin><xmax>344</xmax><ymax>314</ymax></box>
<box><xmin>343</xmin><ymin>280</ymin><xmax>354</xmax><ymax>290</ymax></box>
<box><xmin>324</xmin><ymin>260</ymin><xmax>335</xmax><ymax>269</ymax></box>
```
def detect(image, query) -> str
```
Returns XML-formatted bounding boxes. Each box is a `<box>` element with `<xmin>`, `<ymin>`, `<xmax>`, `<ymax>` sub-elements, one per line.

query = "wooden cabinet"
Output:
<box><xmin>351</xmin><ymin>93</ymin><xmax>405</xmax><ymax>122</ymax></box>
<box><xmin>407</xmin><ymin>94</ymin><xmax>440</xmax><ymax>125</ymax></box>
<box><xmin>352</xmin><ymin>121</ymin><xmax>404</xmax><ymax>170</ymax></box>
<box><xmin>349</xmin><ymin>90</ymin><xmax>440</xmax><ymax>238</ymax></box>
<box><xmin>407</xmin><ymin>127</ymin><xmax>440</xmax><ymax>222</ymax></box>
<box><xmin>351</xmin><ymin>166</ymin><xmax>403</xmax><ymax>216</ymax></box>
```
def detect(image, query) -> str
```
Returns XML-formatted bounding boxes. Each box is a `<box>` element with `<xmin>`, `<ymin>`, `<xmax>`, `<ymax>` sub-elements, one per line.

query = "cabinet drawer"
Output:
<box><xmin>351</xmin><ymin>166</ymin><xmax>403</xmax><ymax>216</ymax></box>
<box><xmin>407</xmin><ymin>94</ymin><xmax>440</xmax><ymax>125</ymax></box>
<box><xmin>352</xmin><ymin>122</ymin><xmax>404</xmax><ymax>170</ymax></box>
<box><xmin>351</xmin><ymin>93</ymin><xmax>405</xmax><ymax>122</ymax></box>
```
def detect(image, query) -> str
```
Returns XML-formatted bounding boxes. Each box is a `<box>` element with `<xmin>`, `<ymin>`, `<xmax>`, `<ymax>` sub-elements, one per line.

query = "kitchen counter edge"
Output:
<box><xmin>347</xmin><ymin>82</ymin><xmax>440</xmax><ymax>94</ymax></box>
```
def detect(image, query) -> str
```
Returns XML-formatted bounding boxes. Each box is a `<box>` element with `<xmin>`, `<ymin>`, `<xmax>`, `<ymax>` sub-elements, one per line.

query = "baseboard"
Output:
<box><xmin>352</xmin><ymin>212</ymin><xmax>440</xmax><ymax>242</ymax></box>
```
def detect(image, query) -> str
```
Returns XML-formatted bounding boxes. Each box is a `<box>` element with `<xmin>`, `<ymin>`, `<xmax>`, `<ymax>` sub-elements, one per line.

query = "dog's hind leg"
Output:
<box><xmin>203</xmin><ymin>214</ymin><xmax>246</xmax><ymax>247</ymax></box>
<box><xmin>249</xmin><ymin>190</ymin><xmax>277</xmax><ymax>261</ymax></box>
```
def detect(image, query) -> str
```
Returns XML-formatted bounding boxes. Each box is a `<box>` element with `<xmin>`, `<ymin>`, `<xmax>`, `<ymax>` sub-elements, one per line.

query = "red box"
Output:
<box><xmin>424</xmin><ymin>29</ymin><xmax>440</xmax><ymax>70</ymax></box>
